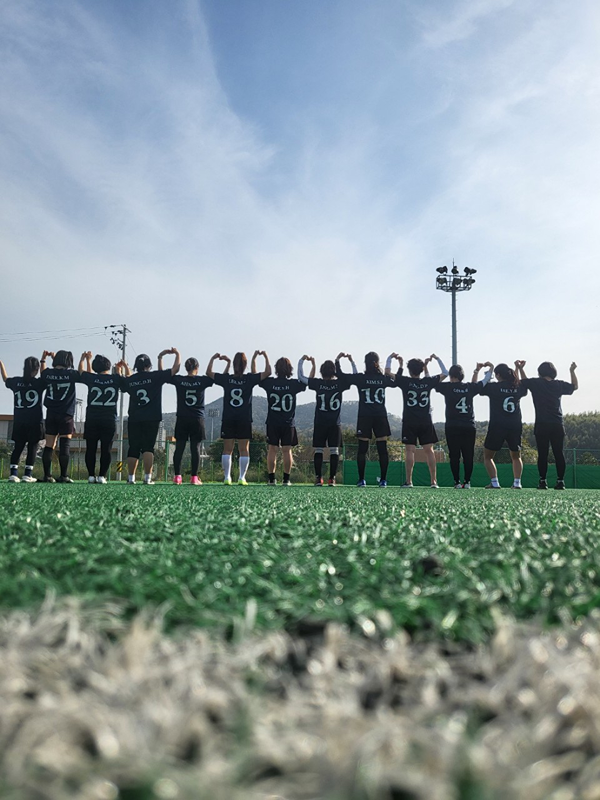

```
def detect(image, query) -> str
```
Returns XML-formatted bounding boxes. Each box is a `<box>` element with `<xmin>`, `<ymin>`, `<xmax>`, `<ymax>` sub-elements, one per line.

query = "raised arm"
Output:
<box><xmin>40</xmin><ymin>350</ymin><xmax>53</xmax><ymax>373</ymax></box>
<box><xmin>206</xmin><ymin>352</ymin><xmax>220</xmax><ymax>378</ymax></box>
<box><xmin>473</xmin><ymin>361</ymin><xmax>494</xmax><ymax>385</ymax></box>
<box><xmin>157</xmin><ymin>347</ymin><xmax>180</xmax><ymax>375</ymax></box>
<box><xmin>570</xmin><ymin>362</ymin><xmax>578</xmax><ymax>391</ymax></box>
<box><xmin>118</xmin><ymin>360</ymin><xmax>132</xmax><ymax>377</ymax></box>
<box><xmin>0</xmin><ymin>359</ymin><xmax>7</xmax><ymax>383</ymax></box>
<box><xmin>385</xmin><ymin>352</ymin><xmax>401</xmax><ymax>377</ymax></box>
<box><xmin>78</xmin><ymin>351</ymin><xmax>90</xmax><ymax>374</ymax></box>
<box><xmin>258</xmin><ymin>350</ymin><xmax>271</xmax><ymax>380</ymax></box>
<box><xmin>298</xmin><ymin>355</ymin><xmax>315</xmax><ymax>384</ymax></box>
<box><xmin>514</xmin><ymin>360</ymin><xmax>527</xmax><ymax>380</ymax></box>
<box><xmin>429</xmin><ymin>353</ymin><xmax>449</xmax><ymax>380</ymax></box>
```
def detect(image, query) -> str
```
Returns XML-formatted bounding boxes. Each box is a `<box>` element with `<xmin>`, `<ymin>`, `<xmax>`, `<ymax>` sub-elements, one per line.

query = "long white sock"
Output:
<box><xmin>513</xmin><ymin>478</ymin><xmax>522</xmax><ymax>487</ymax></box>
<box><xmin>239</xmin><ymin>456</ymin><xmax>250</xmax><ymax>480</ymax></box>
<box><xmin>222</xmin><ymin>454</ymin><xmax>232</xmax><ymax>480</ymax></box>
<box><xmin>491</xmin><ymin>477</ymin><xmax>500</xmax><ymax>487</ymax></box>
<box><xmin>128</xmin><ymin>475</ymin><xmax>135</xmax><ymax>483</ymax></box>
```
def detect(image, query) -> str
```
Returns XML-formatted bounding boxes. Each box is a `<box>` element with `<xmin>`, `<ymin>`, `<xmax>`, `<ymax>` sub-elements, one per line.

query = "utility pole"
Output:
<box><xmin>107</xmin><ymin>324</ymin><xmax>130</xmax><ymax>481</ymax></box>
<box><xmin>435</xmin><ymin>262</ymin><xmax>477</xmax><ymax>365</ymax></box>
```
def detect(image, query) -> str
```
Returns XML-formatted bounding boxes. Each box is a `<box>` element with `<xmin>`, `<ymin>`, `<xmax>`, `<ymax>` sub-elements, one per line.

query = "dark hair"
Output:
<box><xmin>53</xmin><ymin>350</ymin><xmax>74</xmax><ymax>369</ymax></box>
<box><xmin>494</xmin><ymin>363</ymin><xmax>518</xmax><ymax>387</ymax></box>
<box><xmin>23</xmin><ymin>356</ymin><xmax>40</xmax><ymax>381</ymax></box>
<box><xmin>407</xmin><ymin>358</ymin><xmax>425</xmax><ymax>377</ymax></box>
<box><xmin>233</xmin><ymin>352</ymin><xmax>247</xmax><ymax>377</ymax></box>
<box><xmin>364</xmin><ymin>352</ymin><xmax>381</xmax><ymax>375</ymax></box>
<box><xmin>185</xmin><ymin>357</ymin><xmax>199</xmax><ymax>373</ymax></box>
<box><xmin>320</xmin><ymin>360</ymin><xmax>336</xmax><ymax>379</ymax></box>
<box><xmin>449</xmin><ymin>364</ymin><xmax>464</xmax><ymax>382</ymax></box>
<box><xmin>275</xmin><ymin>357</ymin><xmax>293</xmax><ymax>379</ymax></box>
<box><xmin>538</xmin><ymin>361</ymin><xmax>557</xmax><ymax>380</ymax></box>
<box><xmin>92</xmin><ymin>354</ymin><xmax>111</xmax><ymax>374</ymax></box>
<box><xmin>134</xmin><ymin>354</ymin><xmax>152</xmax><ymax>372</ymax></box>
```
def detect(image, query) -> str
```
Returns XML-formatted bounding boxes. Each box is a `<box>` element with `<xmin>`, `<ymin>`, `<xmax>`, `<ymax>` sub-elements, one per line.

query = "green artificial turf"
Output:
<box><xmin>1</xmin><ymin>483</ymin><xmax>599</xmax><ymax>641</ymax></box>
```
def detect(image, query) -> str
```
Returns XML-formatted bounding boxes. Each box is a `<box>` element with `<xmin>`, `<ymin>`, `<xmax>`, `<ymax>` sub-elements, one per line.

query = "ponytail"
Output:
<box><xmin>494</xmin><ymin>363</ymin><xmax>518</xmax><ymax>388</ymax></box>
<box><xmin>23</xmin><ymin>356</ymin><xmax>40</xmax><ymax>382</ymax></box>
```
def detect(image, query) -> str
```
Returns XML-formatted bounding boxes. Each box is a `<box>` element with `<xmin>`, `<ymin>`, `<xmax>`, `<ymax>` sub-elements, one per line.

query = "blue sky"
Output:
<box><xmin>1</xmin><ymin>0</ymin><xmax>598</xmax><ymax>422</ymax></box>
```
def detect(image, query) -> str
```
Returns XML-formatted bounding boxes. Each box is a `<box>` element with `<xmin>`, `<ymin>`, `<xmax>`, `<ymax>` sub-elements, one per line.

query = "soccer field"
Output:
<box><xmin>2</xmin><ymin>483</ymin><xmax>599</xmax><ymax>640</ymax></box>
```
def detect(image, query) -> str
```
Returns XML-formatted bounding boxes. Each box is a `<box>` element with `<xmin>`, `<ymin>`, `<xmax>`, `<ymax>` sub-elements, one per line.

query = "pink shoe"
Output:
<box><xmin>173</xmin><ymin>475</ymin><xmax>182</xmax><ymax>485</ymax></box>
<box><xmin>190</xmin><ymin>476</ymin><xmax>202</xmax><ymax>485</ymax></box>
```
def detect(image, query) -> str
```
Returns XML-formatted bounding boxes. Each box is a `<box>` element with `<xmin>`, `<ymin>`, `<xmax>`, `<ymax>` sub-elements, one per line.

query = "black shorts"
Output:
<box><xmin>313</xmin><ymin>422</ymin><xmax>342</xmax><ymax>449</ymax></box>
<box><xmin>484</xmin><ymin>425</ymin><xmax>522</xmax><ymax>452</ymax></box>
<box><xmin>402</xmin><ymin>421</ymin><xmax>438</xmax><ymax>446</ymax></box>
<box><xmin>128</xmin><ymin>419</ymin><xmax>160</xmax><ymax>458</ymax></box>
<box><xmin>356</xmin><ymin>415</ymin><xmax>391</xmax><ymax>439</ymax></box>
<box><xmin>221</xmin><ymin>420</ymin><xmax>253</xmax><ymax>440</ymax></box>
<box><xmin>175</xmin><ymin>417</ymin><xmax>206</xmax><ymax>441</ymax></box>
<box><xmin>84</xmin><ymin>419</ymin><xmax>116</xmax><ymax>442</ymax></box>
<box><xmin>267</xmin><ymin>423</ymin><xmax>298</xmax><ymax>447</ymax></box>
<box><xmin>45</xmin><ymin>413</ymin><xmax>75</xmax><ymax>437</ymax></box>
<box><xmin>12</xmin><ymin>421</ymin><xmax>44</xmax><ymax>444</ymax></box>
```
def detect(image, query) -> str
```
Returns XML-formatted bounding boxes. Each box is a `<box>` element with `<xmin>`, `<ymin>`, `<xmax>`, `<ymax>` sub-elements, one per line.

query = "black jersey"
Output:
<box><xmin>213</xmin><ymin>372</ymin><xmax>261</xmax><ymax>423</ymax></box>
<box><xmin>40</xmin><ymin>368</ymin><xmax>79</xmax><ymax>417</ymax></box>
<box><xmin>339</xmin><ymin>366</ymin><xmax>394</xmax><ymax>417</ymax></box>
<box><xmin>520</xmin><ymin>378</ymin><xmax>574</xmax><ymax>425</ymax></box>
<box><xmin>123</xmin><ymin>369</ymin><xmax>171</xmax><ymax>422</ymax></box>
<box><xmin>170</xmin><ymin>374</ymin><xmax>214</xmax><ymax>419</ymax></box>
<box><xmin>396</xmin><ymin>374</ymin><xmax>442</xmax><ymax>424</ymax></box>
<box><xmin>5</xmin><ymin>377</ymin><xmax>44</xmax><ymax>424</ymax></box>
<box><xmin>78</xmin><ymin>372</ymin><xmax>125</xmax><ymax>422</ymax></box>
<box><xmin>308</xmin><ymin>376</ymin><xmax>351</xmax><ymax>425</ymax></box>
<box><xmin>480</xmin><ymin>381</ymin><xmax>527</xmax><ymax>426</ymax></box>
<box><xmin>260</xmin><ymin>378</ymin><xmax>306</xmax><ymax>427</ymax></box>
<box><xmin>435</xmin><ymin>381</ymin><xmax>482</xmax><ymax>428</ymax></box>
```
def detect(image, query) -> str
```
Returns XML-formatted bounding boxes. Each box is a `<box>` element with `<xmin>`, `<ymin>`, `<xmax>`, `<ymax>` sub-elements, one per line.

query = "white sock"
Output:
<box><xmin>128</xmin><ymin>475</ymin><xmax>135</xmax><ymax>483</ymax></box>
<box><xmin>513</xmin><ymin>478</ymin><xmax>522</xmax><ymax>487</ymax></box>
<box><xmin>144</xmin><ymin>473</ymin><xmax>152</xmax><ymax>482</ymax></box>
<box><xmin>491</xmin><ymin>477</ymin><xmax>500</xmax><ymax>487</ymax></box>
<box><xmin>222</xmin><ymin>454</ymin><xmax>232</xmax><ymax>480</ymax></box>
<box><xmin>239</xmin><ymin>456</ymin><xmax>249</xmax><ymax>480</ymax></box>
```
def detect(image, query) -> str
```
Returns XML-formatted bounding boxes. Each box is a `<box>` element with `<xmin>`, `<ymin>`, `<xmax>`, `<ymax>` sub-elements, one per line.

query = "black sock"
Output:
<box><xmin>59</xmin><ymin>438</ymin><xmax>71</xmax><ymax>478</ymax></box>
<box><xmin>376</xmin><ymin>440</ymin><xmax>389</xmax><ymax>480</ymax></box>
<box><xmin>330</xmin><ymin>454</ymin><xmax>339</xmax><ymax>479</ymax></box>
<box><xmin>10</xmin><ymin>464</ymin><xmax>18</xmax><ymax>477</ymax></box>
<box><xmin>283</xmin><ymin>472</ymin><xmax>290</xmax><ymax>483</ymax></box>
<box><xmin>357</xmin><ymin>440</ymin><xmax>369</xmax><ymax>481</ymax></box>
<box><xmin>314</xmin><ymin>452</ymin><xmax>323</xmax><ymax>478</ymax></box>
<box><xmin>42</xmin><ymin>446</ymin><xmax>53</xmax><ymax>477</ymax></box>
<box><xmin>268</xmin><ymin>472</ymin><xmax>276</xmax><ymax>482</ymax></box>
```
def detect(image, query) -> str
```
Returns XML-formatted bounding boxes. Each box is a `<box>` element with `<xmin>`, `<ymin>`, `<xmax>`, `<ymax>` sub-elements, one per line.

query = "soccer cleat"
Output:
<box><xmin>143</xmin><ymin>478</ymin><xmax>155</xmax><ymax>485</ymax></box>
<box><xmin>96</xmin><ymin>476</ymin><xmax>107</xmax><ymax>484</ymax></box>
<box><xmin>238</xmin><ymin>478</ymin><xmax>248</xmax><ymax>486</ymax></box>
<box><xmin>356</xmin><ymin>479</ymin><xmax>367</xmax><ymax>488</ymax></box>
<box><xmin>8</xmin><ymin>475</ymin><xmax>20</xmax><ymax>483</ymax></box>
<box><xmin>510</xmin><ymin>484</ymin><xmax>523</xmax><ymax>490</ymax></box>
<box><xmin>431</xmin><ymin>483</ymin><xmax>440</xmax><ymax>489</ymax></box>
<box><xmin>22</xmin><ymin>475</ymin><xmax>37</xmax><ymax>483</ymax></box>
<box><xmin>379</xmin><ymin>479</ymin><xmax>388</xmax><ymax>488</ymax></box>
<box><xmin>190</xmin><ymin>476</ymin><xmax>202</xmax><ymax>485</ymax></box>
<box><xmin>537</xmin><ymin>479</ymin><xmax>548</xmax><ymax>490</ymax></box>
<box><xmin>454</xmin><ymin>483</ymin><xmax>462</xmax><ymax>489</ymax></box>
<box><xmin>314</xmin><ymin>477</ymin><xmax>324</xmax><ymax>486</ymax></box>
<box><xmin>40</xmin><ymin>476</ymin><xmax>55</xmax><ymax>483</ymax></box>
<box><xmin>554</xmin><ymin>480</ymin><xmax>566</xmax><ymax>490</ymax></box>
<box><xmin>400</xmin><ymin>482</ymin><xmax>413</xmax><ymax>489</ymax></box>
<box><xmin>88</xmin><ymin>476</ymin><xmax>96</xmax><ymax>484</ymax></box>
<box><xmin>328</xmin><ymin>477</ymin><xmax>336</xmax><ymax>486</ymax></box>
<box><xmin>223</xmin><ymin>477</ymin><xmax>233</xmax><ymax>485</ymax></box>
<box><xmin>462</xmin><ymin>482</ymin><xmax>471</xmax><ymax>489</ymax></box>
<box><xmin>173</xmin><ymin>475</ymin><xmax>182</xmax><ymax>485</ymax></box>
<box><xmin>485</xmin><ymin>483</ymin><xmax>501</xmax><ymax>489</ymax></box>
<box><xmin>56</xmin><ymin>476</ymin><xmax>74</xmax><ymax>484</ymax></box>
<box><xmin>282</xmin><ymin>479</ymin><xmax>292</xmax><ymax>486</ymax></box>
<box><xmin>267</xmin><ymin>478</ymin><xmax>277</xmax><ymax>486</ymax></box>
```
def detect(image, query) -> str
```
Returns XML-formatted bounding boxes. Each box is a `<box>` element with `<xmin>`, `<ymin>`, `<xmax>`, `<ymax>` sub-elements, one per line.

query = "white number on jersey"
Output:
<box><xmin>230</xmin><ymin>388</ymin><xmax>244</xmax><ymax>407</ymax></box>
<box><xmin>90</xmin><ymin>386</ymin><xmax>117</xmax><ymax>406</ymax></box>
<box><xmin>407</xmin><ymin>390</ymin><xmax>429</xmax><ymax>408</ymax></box>
<box><xmin>185</xmin><ymin>389</ymin><xmax>198</xmax><ymax>406</ymax></box>
<box><xmin>363</xmin><ymin>387</ymin><xmax>385</xmax><ymax>404</ymax></box>
<box><xmin>318</xmin><ymin>392</ymin><xmax>341</xmax><ymax>412</ymax></box>
<box><xmin>270</xmin><ymin>393</ymin><xmax>293</xmax><ymax>413</ymax></box>
<box><xmin>136</xmin><ymin>388</ymin><xmax>150</xmax><ymax>406</ymax></box>
<box><xmin>46</xmin><ymin>382</ymin><xmax>71</xmax><ymax>402</ymax></box>
<box><xmin>15</xmin><ymin>389</ymin><xmax>39</xmax><ymax>409</ymax></box>
<box><xmin>455</xmin><ymin>396</ymin><xmax>469</xmax><ymax>414</ymax></box>
<box><xmin>503</xmin><ymin>396</ymin><xmax>516</xmax><ymax>413</ymax></box>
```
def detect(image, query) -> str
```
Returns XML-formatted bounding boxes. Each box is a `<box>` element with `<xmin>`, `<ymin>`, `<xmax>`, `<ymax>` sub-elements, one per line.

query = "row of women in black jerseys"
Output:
<box><xmin>5</xmin><ymin>358</ymin><xmax>575</xmax><ymax>444</ymax></box>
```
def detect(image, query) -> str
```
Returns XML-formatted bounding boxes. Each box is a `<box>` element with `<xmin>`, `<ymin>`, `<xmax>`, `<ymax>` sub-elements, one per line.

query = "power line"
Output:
<box><xmin>0</xmin><ymin>332</ymin><xmax>106</xmax><ymax>344</ymax></box>
<box><xmin>0</xmin><ymin>325</ymin><xmax>105</xmax><ymax>338</ymax></box>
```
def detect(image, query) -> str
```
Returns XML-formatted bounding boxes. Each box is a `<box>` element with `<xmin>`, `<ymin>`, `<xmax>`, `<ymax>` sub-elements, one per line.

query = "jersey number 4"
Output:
<box><xmin>455</xmin><ymin>396</ymin><xmax>469</xmax><ymax>414</ymax></box>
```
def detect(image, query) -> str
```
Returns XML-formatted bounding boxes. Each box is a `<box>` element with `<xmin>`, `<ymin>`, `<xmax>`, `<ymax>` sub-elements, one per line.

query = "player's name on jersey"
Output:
<box><xmin>128</xmin><ymin>377</ymin><xmax>153</xmax><ymax>388</ymax></box>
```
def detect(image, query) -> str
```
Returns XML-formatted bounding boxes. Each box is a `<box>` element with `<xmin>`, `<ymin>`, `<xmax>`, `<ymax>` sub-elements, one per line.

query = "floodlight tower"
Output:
<box><xmin>106</xmin><ymin>323</ymin><xmax>130</xmax><ymax>480</ymax></box>
<box><xmin>435</xmin><ymin>262</ymin><xmax>477</xmax><ymax>365</ymax></box>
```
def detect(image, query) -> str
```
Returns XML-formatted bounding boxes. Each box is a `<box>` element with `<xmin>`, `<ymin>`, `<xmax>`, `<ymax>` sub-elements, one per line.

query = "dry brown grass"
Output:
<box><xmin>2</xmin><ymin>598</ymin><xmax>600</xmax><ymax>799</ymax></box>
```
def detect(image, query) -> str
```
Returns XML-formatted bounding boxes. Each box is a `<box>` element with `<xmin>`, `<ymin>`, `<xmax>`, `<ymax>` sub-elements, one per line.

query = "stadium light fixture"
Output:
<box><xmin>435</xmin><ymin>261</ymin><xmax>477</xmax><ymax>365</ymax></box>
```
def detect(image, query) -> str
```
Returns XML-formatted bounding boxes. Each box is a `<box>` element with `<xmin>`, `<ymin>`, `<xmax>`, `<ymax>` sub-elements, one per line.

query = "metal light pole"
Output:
<box><xmin>435</xmin><ymin>262</ymin><xmax>477</xmax><ymax>365</ymax></box>
<box><xmin>107</xmin><ymin>323</ymin><xmax>130</xmax><ymax>480</ymax></box>
<box><xmin>208</xmin><ymin>408</ymin><xmax>220</xmax><ymax>442</ymax></box>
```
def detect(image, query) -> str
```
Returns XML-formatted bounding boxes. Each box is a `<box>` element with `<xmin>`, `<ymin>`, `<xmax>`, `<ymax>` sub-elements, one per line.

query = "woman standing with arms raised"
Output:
<box><xmin>1</xmin><ymin>355</ymin><xmax>45</xmax><ymax>482</ymax></box>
